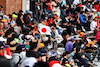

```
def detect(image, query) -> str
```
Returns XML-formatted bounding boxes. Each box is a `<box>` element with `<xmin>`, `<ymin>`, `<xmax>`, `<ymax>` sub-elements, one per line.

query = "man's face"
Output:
<box><xmin>95</xmin><ymin>18</ymin><xmax>98</xmax><ymax>21</ymax></box>
<box><xmin>1</xmin><ymin>8</ymin><xmax>3</xmax><ymax>11</ymax></box>
<box><xmin>0</xmin><ymin>23</ymin><xmax>3</xmax><ymax>30</ymax></box>
<box><xmin>65</xmin><ymin>34</ymin><xmax>69</xmax><ymax>38</ymax></box>
<box><xmin>8</xmin><ymin>32</ymin><xmax>13</xmax><ymax>38</ymax></box>
<box><xmin>93</xmin><ymin>40</ymin><xmax>96</xmax><ymax>43</ymax></box>
<box><xmin>27</xmin><ymin>14</ymin><xmax>31</xmax><ymax>17</ymax></box>
<box><xmin>0</xmin><ymin>48</ymin><xmax>5</xmax><ymax>54</ymax></box>
<box><xmin>20</xmin><ymin>12</ymin><xmax>23</xmax><ymax>14</ymax></box>
<box><xmin>94</xmin><ymin>11</ymin><xmax>97</xmax><ymax>13</ymax></box>
<box><xmin>37</xmin><ymin>57</ymin><xmax>42</xmax><ymax>61</ymax></box>
<box><xmin>41</xmin><ymin>56</ymin><xmax>46</xmax><ymax>62</ymax></box>
<box><xmin>31</xmin><ymin>29</ymin><xmax>35</xmax><ymax>33</ymax></box>
<box><xmin>66</xmin><ymin>54</ymin><xmax>69</xmax><ymax>58</ymax></box>
<box><xmin>13</xmin><ymin>17</ymin><xmax>17</xmax><ymax>20</ymax></box>
<box><xmin>63</xmin><ymin>23</ymin><xmax>68</xmax><ymax>26</ymax></box>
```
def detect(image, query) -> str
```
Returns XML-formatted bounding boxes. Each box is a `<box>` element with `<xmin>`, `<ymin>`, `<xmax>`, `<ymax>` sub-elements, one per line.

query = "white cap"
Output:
<box><xmin>42</xmin><ymin>37</ymin><xmax>49</xmax><ymax>42</ymax></box>
<box><xmin>24</xmin><ymin>57</ymin><xmax>37</xmax><ymax>67</ymax></box>
<box><xmin>4</xmin><ymin>51</ymin><xmax>12</xmax><ymax>59</ymax></box>
<box><xmin>52</xmin><ymin>63</ymin><xmax>62</xmax><ymax>67</ymax></box>
<box><xmin>26</xmin><ymin>35</ymin><xmax>34</xmax><ymax>40</ymax></box>
<box><xmin>0</xmin><ymin>37</ymin><xmax>7</xmax><ymax>42</ymax></box>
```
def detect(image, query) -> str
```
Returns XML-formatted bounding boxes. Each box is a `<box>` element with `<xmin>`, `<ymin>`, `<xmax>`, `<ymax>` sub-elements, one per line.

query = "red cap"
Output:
<box><xmin>96</xmin><ymin>16</ymin><xmax>99</xmax><ymax>18</ymax></box>
<box><xmin>79</xmin><ymin>4</ymin><xmax>82</xmax><ymax>7</ymax></box>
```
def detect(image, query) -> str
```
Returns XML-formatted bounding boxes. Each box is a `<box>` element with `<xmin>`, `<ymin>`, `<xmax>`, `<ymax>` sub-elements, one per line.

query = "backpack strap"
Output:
<box><xmin>16</xmin><ymin>56</ymin><xmax>21</xmax><ymax>67</ymax></box>
<box><xmin>18</xmin><ymin>57</ymin><xmax>27</xmax><ymax>67</ymax></box>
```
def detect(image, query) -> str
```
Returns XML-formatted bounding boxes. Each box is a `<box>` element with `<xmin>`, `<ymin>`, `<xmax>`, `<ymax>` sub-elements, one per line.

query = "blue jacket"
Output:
<box><xmin>79</xmin><ymin>14</ymin><xmax>86</xmax><ymax>23</ymax></box>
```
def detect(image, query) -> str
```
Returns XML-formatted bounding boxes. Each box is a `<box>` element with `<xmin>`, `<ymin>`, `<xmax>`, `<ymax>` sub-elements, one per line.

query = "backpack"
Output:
<box><xmin>18</xmin><ymin>57</ymin><xmax>27</xmax><ymax>67</ymax></box>
<box><xmin>10</xmin><ymin>53</ymin><xmax>21</xmax><ymax>67</ymax></box>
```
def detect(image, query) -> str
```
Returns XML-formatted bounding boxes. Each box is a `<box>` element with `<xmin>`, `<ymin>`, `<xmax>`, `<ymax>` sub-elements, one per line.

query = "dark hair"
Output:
<box><xmin>33</xmin><ymin>61</ymin><xmax>49</xmax><ymax>67</ymax></box>
<box><xmin>9</xmin><ymin>27</ymin><xmax>14</xmax><ymax>32</ymax></box>
<box><xmin>26</xmin><ymin>50</ymin><xmax>41</xmax><ymax>58</ymax></box>
<box><xmin>30</xmin><ymin>27</ymin><xmax>34</xmax><ymax>31</ymax></box>
<box><xmin>22</xmin><ymin>28</ymin><xmax>30</xmax><ymax>35</ymax></box>
<box><xmin>62</xmin><ymin>51</ymin><xmax>70</xmax><ymax>57</ymax></box>
<box><xmin>0</xmin><ymin>5</ymin><xmax>3</xmax><ymax>8</ymax></box>
<box><xmin>15</xmin><ymin>45</ymin><xmax>22</xmax><ymax>53</ymax></box>
<box><xmin>80</xmin><ymin>11</ymin><xmax>84</xmax><ymax>14</ymax></box>
<box><xmin>19</xmin><ymin>10</ymin><xmax>23</xmax><ymax>13</ymax></box>
<box><xmin>5</xmin><ymin>29</ymin><xmax>12</xmax><ymax>37</ymax></box>
<box><xmin>18</xmin><ymin>14</ymin><xmax>23</xmax><ymax>18</ymax></box>
<box><xmin>49</xmin><ymin>56</ymin><xmax>57</xmax><ymax>62</ymax></box>
<box><xmin>26</xmin><ymin>13</ymin><xmax>31</xmax><ymax>16</ymax></box>
<box><xmin>65</xmin><ymin>51</ymin><xmax>70</xmax><ymax>54</ymax></box>
<box><xmin>76</xmin><ymin>46</ymin><xmax>81</xmax><ymax>53</ymax></box>
<box><xmin>90</xmin><ymin>38</ymin><xmax>95</xmax><ymax>41</ymax></box>
<box><xmin>30</xmin><ymin>42</ymin><xmax>38</xmax><ymax>50</ymax></box>
<box><xmin>62</xmin><ymin>31</ymin><xmax>68</xmax><ymax>37</ymax></box>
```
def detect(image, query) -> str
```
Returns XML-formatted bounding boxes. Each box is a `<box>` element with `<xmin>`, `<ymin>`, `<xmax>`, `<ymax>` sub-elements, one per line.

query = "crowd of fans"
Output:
<box><xmin>1</xmin><ymin>0</ymin><xmax>100</xmax><ymax>67</ymax></box>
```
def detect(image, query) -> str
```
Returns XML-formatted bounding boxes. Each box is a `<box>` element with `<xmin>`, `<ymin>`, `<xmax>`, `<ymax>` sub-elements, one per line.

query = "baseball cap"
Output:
<box><xmin>4</xmin><ymin>47</ymin><xmax>12</xmax><ymax>59</ymax></box>
<box><xmin>53</xmin><ymin>15</ymin><xmax>58</xmax><ymax>19</ymax></box>
<box><xmin>39</xmin><ymin>49</ymin><xmax>47</xmax><ymax>56</ymax></box>
<box><xmin>49</xmin><ymin>60</ymin><xmax>62</xmax><ymax>67</ymax></box>
<box><xmin>79</xmin><ymin>32</ymin><xmax>84</xmax><ymax>37</ymax></box>
<box><xmin>39</xmin><ymin>43</ymin><xmax>45</xmax><ymax>48</ymax></box>
<box><xmin>96</xmin><ymin>16</ymin><xmax>99</xmax><ymax>18</ymax></box>
<box><xmin>78</xmin><ymin>4</ymin><xmax>82</xmax><ymax>7</ymax></box>
<box><xmin>1</xmin><ymin>18</ymin><xmax>7</xmax><ymax>22</ymax></box>
<box><xmin>0</xmin><ymin>37</ymin><xmax>7</xmax><ymax>42</ymax></box>
<box><xmin>85</xmin><ymin>34</ymin><xmax>89</xmax><ymax>37</ymax></box>
<box><xmin>12</xmin><ymin>14</ymin><xmax>18</xmax><ymax>18</ymax></box>
<box><xmin>0</xmin><ymin>41</ymin><xmax>6</xmax><ymax>49</ymax></box>
<box><xmin>71</xmin><ymin>38</ymin><xmax>75</xmax><ymax>41</ymax></box>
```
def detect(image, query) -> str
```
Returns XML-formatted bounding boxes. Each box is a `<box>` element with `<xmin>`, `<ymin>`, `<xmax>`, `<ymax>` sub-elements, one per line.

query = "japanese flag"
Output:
<box><xmin>39</xmin><ymin>25</ymin><xmax>51</xmax><ymax>35</ymax></box>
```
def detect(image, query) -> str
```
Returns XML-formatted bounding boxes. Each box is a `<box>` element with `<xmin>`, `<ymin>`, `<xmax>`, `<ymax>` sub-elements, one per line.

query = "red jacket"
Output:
<box><xmin>47</xmin><ymin>2</ymin><xmax>52</xmax><ymax>11</ymax></box>
<box><xmin>93</xmin><ymin>4</ymin><xmax>99</xmax><ymax>11</ymax></box>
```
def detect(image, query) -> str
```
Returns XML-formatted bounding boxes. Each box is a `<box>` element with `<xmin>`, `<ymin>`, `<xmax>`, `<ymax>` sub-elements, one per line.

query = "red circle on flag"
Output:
<box><xmin>41</xmin><ymin>28</ymin><xmax>46</xmax><ymax>33</ymax></box>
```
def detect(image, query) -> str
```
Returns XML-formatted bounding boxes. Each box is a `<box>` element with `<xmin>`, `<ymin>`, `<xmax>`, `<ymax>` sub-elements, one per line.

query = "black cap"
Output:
<box><xmin>0</xmin><ymin>41</ymin><xmax>6</xmax><ymax>49</ymax></box>
<box><xmin>39</xmin><ymin>49</ymin><xmax>47</xmax><ymax>56</ymax></box>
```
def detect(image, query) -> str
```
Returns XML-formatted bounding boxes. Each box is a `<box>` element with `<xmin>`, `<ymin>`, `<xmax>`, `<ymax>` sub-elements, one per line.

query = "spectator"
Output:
<box><xmin>65</xmin><ymin>38</ymin><xmax>75</xmax><ymax>53</ymax></box>
<box><xmin>90</xmin><ymin>17</ymin><xmax>97</xmax><ymax>31</ymax></box>
<box><xmin>73</xmin><ymin>47</ymin><xmax>93</xmax><ymax>67</ymax></box>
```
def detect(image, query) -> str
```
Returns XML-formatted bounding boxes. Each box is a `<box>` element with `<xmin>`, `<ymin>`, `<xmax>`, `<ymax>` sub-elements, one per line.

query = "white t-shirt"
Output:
<box><xmin>82</xmin><ymin>5</ymin><xmax>86</xmax><ymax>11</ymax></box>
<box><xmin>24</xmin><ymin>57</ymin><xmax>37</xmax><ymax>67</ymax></box>
<box><xmin>90</xmin><ymin>21</ymin><xmax>97</xmax><ymax>31</ymax></box>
